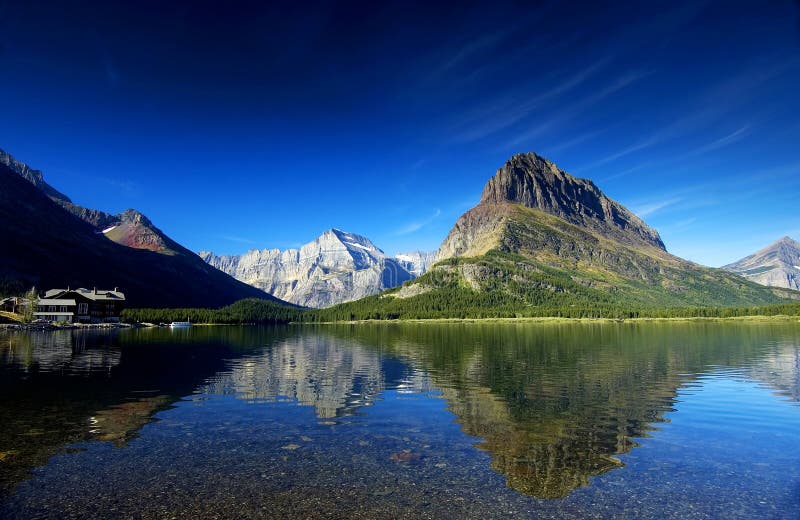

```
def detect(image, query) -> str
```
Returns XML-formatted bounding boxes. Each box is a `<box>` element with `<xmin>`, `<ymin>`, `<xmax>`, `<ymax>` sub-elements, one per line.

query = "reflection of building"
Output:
<box><xmin>1</xmin><ymin>330</ymin><xmax>122</xmax><ymax>373</ymax></box>
<box><xmin>35</xmin><ymin>288</ymin><xmax>125</xmax><ymax>323</ymax></box>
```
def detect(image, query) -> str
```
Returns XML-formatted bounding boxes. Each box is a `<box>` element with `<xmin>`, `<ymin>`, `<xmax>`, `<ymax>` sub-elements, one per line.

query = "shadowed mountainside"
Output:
<box><xmin>0</xmin><ymin>160</ymin><xmax>282</xmax><ymax>308</ymax></box>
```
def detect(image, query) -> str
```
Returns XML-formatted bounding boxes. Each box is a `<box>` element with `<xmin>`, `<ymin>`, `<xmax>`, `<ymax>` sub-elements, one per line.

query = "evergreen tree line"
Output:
<box><xmin>121</xmin><ymin>299</ymin><xmax>299</xmax><ymax>324</ymax></box>
<box><xmin>121</xmin><ymin>296</ymin><xmax>800</xmax><ymax>324</ymax></box>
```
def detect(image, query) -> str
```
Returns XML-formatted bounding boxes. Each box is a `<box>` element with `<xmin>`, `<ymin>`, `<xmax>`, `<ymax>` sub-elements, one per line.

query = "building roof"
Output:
<box><xmin>44</xmin><ymin>288</ymin><xmax>125</xmax><ymax>301</ymax></box>
<box><xmin>38</xmin><ymin>299</ymin><xmax>77</xmax><ymax>306</ymax></box>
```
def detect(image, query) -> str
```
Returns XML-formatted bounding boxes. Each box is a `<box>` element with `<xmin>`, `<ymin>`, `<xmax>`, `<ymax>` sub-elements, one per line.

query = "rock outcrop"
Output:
<box><xmin>723</xmin><ymin>236</ymin><xmax>800</xmax><ymax>290</ymax></box>
<box><xmin>200</xmin><ymin>229</ymin><xmax>414</xmax><ymax>308</ymax></box>
<box><xmin>445</xmin><ymin>152</ymin><xmax>665</xmax><ymax>258</ymax></box>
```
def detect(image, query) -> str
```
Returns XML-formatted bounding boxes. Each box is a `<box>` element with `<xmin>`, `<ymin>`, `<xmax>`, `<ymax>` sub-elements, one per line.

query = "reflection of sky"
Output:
<box><xmin>593</xmin><ymin>374</ymin><xmax>800</xmax><ymax>517</ymax></box>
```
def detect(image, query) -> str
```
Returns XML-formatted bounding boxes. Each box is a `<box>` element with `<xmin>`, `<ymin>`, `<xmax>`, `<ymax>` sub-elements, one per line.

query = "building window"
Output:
<box><xmin>59</xmin><ymin>306</ymin><xmax>67</xmax><ymax>312</ymax></box>
<box><xmin>78</xmin><ymin>303</ymin><xmax>88</xmax><ymax>314</ymax></box>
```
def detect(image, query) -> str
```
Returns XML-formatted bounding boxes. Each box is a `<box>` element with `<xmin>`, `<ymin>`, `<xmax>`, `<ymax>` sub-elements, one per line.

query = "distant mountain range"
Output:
<box><xmin>0</xmin><ymin>148</ymin><xmax>280</xmax><ymax>308</ymax></box>
<box><xmin>200</xmin><ymin>230</ymin><xmax>420</xmax><ymax>308</ymax></box>
<box><xmin>723</xmin><ymin>236</ymin><xmax>800</xmax><ymax>290</ymax></box>
<box><xmin>319</xmin><ymin>152</ymin><xmax>798</xmax><ymax>318</ymax></box>
<box><xmin>3</xmin><ymin>147</ymin><xmax>798</xmax><ymax>314</ymax></box>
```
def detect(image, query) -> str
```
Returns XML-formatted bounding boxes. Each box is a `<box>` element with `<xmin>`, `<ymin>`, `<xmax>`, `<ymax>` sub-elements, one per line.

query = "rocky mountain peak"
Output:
<box><xmin>723</xmin><ymin>236</ymin><xmax>800</xmax><ymax>291</ymax></box>
<box><xmin>326</xmin><ymin>228</ymin><xmax>383</xmax><ymax>253</ymax></box>
<box><xmin>478</xmin><ymin>151</ymin><xmax>665</xmax><ymax>250</ymax></box>
<box><xmin>202</xmin><ymin>229</ymin><xmax>414</xmax><ymax>308</ymax></box>
<box><xmin>118</xmin><ymin>208</ymin><xmax>154</xmax><ymax>227</ymax></box>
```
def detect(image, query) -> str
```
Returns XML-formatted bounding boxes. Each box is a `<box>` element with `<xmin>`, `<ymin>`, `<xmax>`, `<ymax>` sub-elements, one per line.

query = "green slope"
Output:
<box><xmin>307</xmin><ymin>203</ymin><xmax>799</xmax><ymax>321</ymax></box>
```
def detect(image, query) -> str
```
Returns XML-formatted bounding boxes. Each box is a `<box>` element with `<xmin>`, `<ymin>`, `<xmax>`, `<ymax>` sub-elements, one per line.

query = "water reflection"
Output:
<box><xmin>1</xmin><ymin>329</ymin><xmax>121</xmax><ymax>375</ymax></box>
<box><xmin>319</xmin><ymin>322</ymin><xmax>800</xmax><ymax>498</ymax></box>
<box><xmin>0</xmin><ymin>326</ymin><xmax>288</xmax><ymax>495</ymax></box>
<box><xmin>1</xmin><ymin>322</ymin><xmax>799</xmax><ymax>504</ymax></box>
<box><xmin>199</xmin><ymin>334</ymin><xmax>432</xmax><ymax>419</ymax></box>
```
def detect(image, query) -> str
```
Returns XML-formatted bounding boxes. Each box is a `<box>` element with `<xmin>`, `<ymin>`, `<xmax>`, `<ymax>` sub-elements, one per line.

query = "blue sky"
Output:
<box><xmin>1</xmin><ymin>0</ymin><xmax>799</xmax><ymax>267</ymax></box>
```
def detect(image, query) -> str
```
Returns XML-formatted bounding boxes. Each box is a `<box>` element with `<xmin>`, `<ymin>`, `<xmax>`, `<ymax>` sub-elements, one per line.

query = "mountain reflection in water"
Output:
<box><xmin>1</xmin><ymin>322</ymin><xmax>798</xmax><ymax>504</ymax></box>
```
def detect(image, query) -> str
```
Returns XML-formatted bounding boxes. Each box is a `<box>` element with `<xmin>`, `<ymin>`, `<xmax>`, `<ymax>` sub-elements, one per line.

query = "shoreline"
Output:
<box><xmin>306</xmin><ymin>315</ymin><xmax>800</xmax><ymax>325</ymax></box>
<box><xmin>2</xmin><ymin>315</ymin><xmax>798</xmax><ymax>330</ymax></box>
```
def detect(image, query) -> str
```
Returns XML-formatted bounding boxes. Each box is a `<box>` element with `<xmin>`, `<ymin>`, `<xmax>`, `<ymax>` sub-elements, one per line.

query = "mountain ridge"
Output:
<box><xmin>0</xmin><ymin>147</ymin><xmax>71</xmax><ymax>203</ymax></box>
<box><xmin>0</xmin><ymin>149</ymin><xmax>282</xmax><ymax>308</ymax></box>
<box><xmin>723</xmin><ymin>236</ymin><xmax>800</xmax><ymax>290</ymax></box>
<box><xmin>200</xmin><ymin>229</ymin><xmax>414</xmax><ymax>308</ymax></box>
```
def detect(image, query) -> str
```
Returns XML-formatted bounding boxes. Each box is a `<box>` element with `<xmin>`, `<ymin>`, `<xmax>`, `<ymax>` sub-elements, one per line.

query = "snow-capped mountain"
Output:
<box><xmin>395</xmin><ymin>251</ymin><xmax>437</xmax><ymax>277</ymax></box>
<box><xmin>200</xmin><ymin>229</ymin><xmax>415</xmax><ymax>308</ymax></box>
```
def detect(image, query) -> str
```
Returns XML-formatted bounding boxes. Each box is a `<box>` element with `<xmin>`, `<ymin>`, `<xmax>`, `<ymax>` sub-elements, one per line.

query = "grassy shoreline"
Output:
<box><xmin>308</xmin><ymin>314</ymin><xmax>800</xmax><ymax>325</ymax></box>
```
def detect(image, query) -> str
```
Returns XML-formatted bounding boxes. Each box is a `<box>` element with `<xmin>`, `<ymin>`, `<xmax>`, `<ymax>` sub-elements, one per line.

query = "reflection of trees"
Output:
<box><xmin>0</xmin><ymin>326</ymin><xmax>290</xmax><ymax>496</ymax></box>
<box><xmin>323</xmin><ymin>322</ymin><xmax>800</xmax><ymax>498</ymax></box>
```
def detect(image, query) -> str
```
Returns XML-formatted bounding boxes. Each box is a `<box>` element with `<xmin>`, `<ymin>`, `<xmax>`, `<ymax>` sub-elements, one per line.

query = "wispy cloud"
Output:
<box><xmin>410</xmin><ymin>158</ymin><xmax>427</xmax><ymax>170</ymax></box>
<box><xmin>434</xmin><ymin>31</ymin><xmax>508</xmax><ymax>78</ymax></box>
<box><xmin>631</xmin><ymin>197</ymin><xmax>684</xmax><ymax>218</ymax></box>
<box><xmin>689</xmin><ymin>125</ymin><xmax>752</xmax><ymax>156</ymax></box>
<box><xmin>593</xmin><ymin>125</ymin><xmax>750</xmax><ymax>183</ymax></box>
<box><xmin>448</xmin><ymin>58</ymin><xmax>612</xmax><ymax>143</ymax></box>
<box><xmin>394</xmin><ymin>208</ymin><xmax>442</xmax><ymax>235</ymax></box>
<box><xmin>581</xmin><ymin>59</ymin><xmax>799</xmax><ymax>175</ymax></box>
<box><xmin>658</xmin><ymin>217</ymin><xmax>698</xmax><ymax>232</ymax></box>
<box><xmin>594</xmin><ymin>162</ymin><xmax>653</xmax><ymax>183</ymax></box>
<box><xmin>546</xmin><ymin>125</ymin><xmax>617</xmax><ymax>154</ymax></box>
<box><xmin>505</xmin><ymin>69</ymin><xmax>652</xmax><ymax>148</ymax></box>
<box><xmin>221</xmin><ymin>236</ymin><xmax>258</xmax><ymax>245</ymax></box>
<box><xmin>582</xmin><ymin>135</ymin><xmax>660</xmax><ymax>169</ymax></box>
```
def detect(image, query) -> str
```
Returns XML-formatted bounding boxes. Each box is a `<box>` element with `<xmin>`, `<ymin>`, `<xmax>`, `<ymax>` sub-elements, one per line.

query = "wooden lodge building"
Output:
<box><xmin>34</xmin><ymin>288</ymin><xmax>126</xmax><ymax>323</ymax></box>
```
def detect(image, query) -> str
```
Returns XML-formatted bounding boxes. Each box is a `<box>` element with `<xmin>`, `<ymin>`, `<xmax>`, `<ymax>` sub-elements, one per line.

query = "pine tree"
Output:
<box><xmin>21</xmin><ymin>286</ymin><xmax>38</xmax><ymax>323</ymax></box>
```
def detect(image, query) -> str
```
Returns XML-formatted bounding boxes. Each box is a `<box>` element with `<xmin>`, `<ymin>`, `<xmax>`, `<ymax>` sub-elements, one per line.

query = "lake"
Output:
<box><xmin>1</xmin><ymin>322</ymin><xmax>799</xmax><ymax>518</ymax></box>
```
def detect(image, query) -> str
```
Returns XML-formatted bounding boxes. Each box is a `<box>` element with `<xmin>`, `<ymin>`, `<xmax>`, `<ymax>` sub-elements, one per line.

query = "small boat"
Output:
<box><xmin>169</xmin><ymin>320</ymin><xmax>192</xmax><ymax>328</ymax></box>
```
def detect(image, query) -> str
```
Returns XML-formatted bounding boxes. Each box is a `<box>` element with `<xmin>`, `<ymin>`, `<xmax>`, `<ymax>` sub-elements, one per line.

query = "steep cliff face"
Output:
<box><xmin>440</xmin><ymin>152</ymin><xmax>665</xmax><ymax>259</ymax></box>
<box><xmin>723</xmin><ymin>237</ymin><xmax>800</xmax><ymax>290</ymax></box>
<box><xmin>200</xmin><ymin>229</ymin><xmax>414</xmax><ymax>308</ymax></box>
